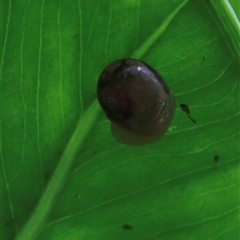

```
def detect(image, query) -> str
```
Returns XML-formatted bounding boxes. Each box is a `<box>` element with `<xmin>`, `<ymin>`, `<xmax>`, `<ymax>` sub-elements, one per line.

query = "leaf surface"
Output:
<box><xmin>1</xmin><ymin>0</ymin><xmax>239</xmax><ymax>240</ymax></box>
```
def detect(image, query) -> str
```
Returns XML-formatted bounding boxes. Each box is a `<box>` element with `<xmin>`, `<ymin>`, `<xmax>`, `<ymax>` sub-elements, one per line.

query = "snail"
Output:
<box><xmin>97</xmin><ymin>58</ymin><xmax>175</xmax><ymax>146</ymax></box>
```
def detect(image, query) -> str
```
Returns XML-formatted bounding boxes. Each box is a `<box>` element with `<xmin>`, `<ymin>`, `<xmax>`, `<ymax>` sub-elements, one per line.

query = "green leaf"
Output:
<box><xmin>229</xmin><ymin>0</ymin><xmax>240</xmax><ymax>20</ymax></box>
<box><xmin>1</xmin><ymin>0</ymin><xmax>239</xmax><ymax>240</ymax></box>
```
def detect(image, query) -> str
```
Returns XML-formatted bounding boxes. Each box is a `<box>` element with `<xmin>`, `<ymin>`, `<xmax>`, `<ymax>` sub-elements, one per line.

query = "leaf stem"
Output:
<box><xmin>131</xmin><ymin>0</ymin><xmax>189</xmax><ymax>59</ymax></box>
<box><xmin>203</xmin><ymin>0</ymin><xmax>240</xmax><ymax>60</ymax></box>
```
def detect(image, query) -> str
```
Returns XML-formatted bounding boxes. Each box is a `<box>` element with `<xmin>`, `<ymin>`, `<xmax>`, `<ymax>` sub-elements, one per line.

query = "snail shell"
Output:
<box><xmin>97</xmin><ymin>58</ymin><xmax>175</xmax><ymax>146</ymax></box>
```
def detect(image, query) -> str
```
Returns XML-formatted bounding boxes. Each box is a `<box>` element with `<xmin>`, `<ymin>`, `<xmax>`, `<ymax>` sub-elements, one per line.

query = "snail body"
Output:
<box><xmin>97</xmin><ymin>58</ymin><xmax>175</xmax><ymax>146</ymax></box>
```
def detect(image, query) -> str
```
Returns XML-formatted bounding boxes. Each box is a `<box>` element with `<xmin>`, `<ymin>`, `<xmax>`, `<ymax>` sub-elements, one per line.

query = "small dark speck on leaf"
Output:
<box><xmin>188</xmin><ymin>116</ymin><xmax>196</xmax><ymax>124</ymax></box>
<box><xmin>180</xmin><ymin>104</ymin><xmax>196</xmax><ymax>124</ymax></box>
<box><xmin>213</xmin><ymin>64</ymin><xmax>216</xmax><ymax>67</ymax></box>
<box><xmin>180</xmin><ymin>104</ymin><xmax>190</xmax><ymax>115</ymax></box>
<box><xmin>214</xmin><ymin>155</ymin><xmax>219</xmax><ymax>163</ymax></box>
<box><xmin>202</xmin><ymin>56</ymin><xmax>205</xmax><ymax>60</ymax></box>
<box><xmin>122</xmin><ymin>224</ymin><xmax>133</xmax><ymax>230</ymax></box>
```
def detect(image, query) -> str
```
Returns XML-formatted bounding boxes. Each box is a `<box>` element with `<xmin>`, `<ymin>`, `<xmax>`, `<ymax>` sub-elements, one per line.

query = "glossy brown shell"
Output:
<box><xmin>97</xmin><ymin>58</ymin><xmax>175</xmax><ymax>146</ymax></box>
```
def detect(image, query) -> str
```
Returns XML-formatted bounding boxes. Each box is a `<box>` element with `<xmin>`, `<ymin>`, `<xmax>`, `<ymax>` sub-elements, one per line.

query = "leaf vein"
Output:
<box><xmin>104</xmin><ymin>0</ymin><xmax>112</xmax><ymax>64</ymax></box>
<box><xmin>58</xmin><ymin>0</ymin><xmax>65</xmax><ymax>136</ymax></box>
<box><xmin>0</xmin><ymin>0</ymin><xmax>11</xmax><ymax>70</ymax></box>
<box><xmin>175</xmin><ymin>59</ymin><xmax>235</xmax><ymax>96</ymax></box>
<box><xmin>78</xmin><ymin>0</ymin><xmax>83</xmax><ymax>112</ymax></box>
